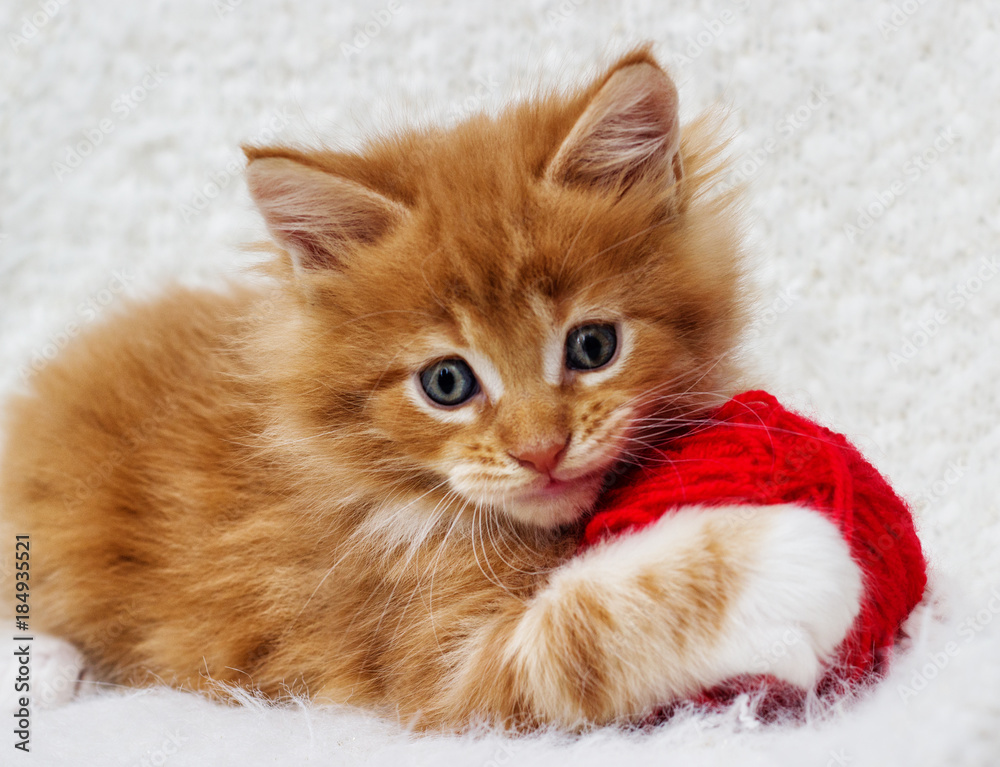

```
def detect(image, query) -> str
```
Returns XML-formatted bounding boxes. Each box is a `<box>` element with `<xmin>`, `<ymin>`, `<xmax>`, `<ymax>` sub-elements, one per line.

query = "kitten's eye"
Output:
<box><xmin>565</xmin><ymin>324</ymin><xmax>618</xmax><ymax>371</ymax></box>
<box><xmin>419</xmin><ymin>359</ymin><xmax>479</xmax><ymax>407</ymax></box>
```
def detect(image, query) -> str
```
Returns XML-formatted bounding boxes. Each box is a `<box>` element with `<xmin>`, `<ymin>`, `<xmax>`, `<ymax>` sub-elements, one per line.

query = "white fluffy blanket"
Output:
<box><xmin>2</xmin><ymin>1</ymin><xmax>998</xmax><ymax>764</ymax></box>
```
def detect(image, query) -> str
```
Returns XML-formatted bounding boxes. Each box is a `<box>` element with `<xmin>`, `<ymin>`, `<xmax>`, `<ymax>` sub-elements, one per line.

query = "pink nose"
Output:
<box><xmin>510</xmin><ymin>438</ymin><xmax>568</xmax><ymax>476</ymax></box>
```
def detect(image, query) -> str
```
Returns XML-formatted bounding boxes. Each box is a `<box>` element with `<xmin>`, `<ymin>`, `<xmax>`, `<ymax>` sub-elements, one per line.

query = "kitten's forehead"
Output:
<box><xmin>450</xmin><ymin>294</ymin><xmax>557</xmax><ymax>371</ymax></box>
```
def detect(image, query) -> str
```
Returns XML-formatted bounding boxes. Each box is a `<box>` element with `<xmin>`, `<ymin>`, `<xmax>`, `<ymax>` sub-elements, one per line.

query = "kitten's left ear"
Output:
<box><xmin>245</xmin><ymin>153</ymin><xmax>406</xmax><ymax>271</ymax></box>
<box><xmin>546</xmin><ymin>58</ymin><xmax>683</xmax><ymax>192</ymax></box>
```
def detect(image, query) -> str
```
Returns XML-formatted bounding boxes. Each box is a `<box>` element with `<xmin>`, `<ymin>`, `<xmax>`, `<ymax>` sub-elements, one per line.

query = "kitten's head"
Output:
<box><xmin>245</xmin><ymin>48</ymin><xmax>744</xmax><ymax>530</ymax></box>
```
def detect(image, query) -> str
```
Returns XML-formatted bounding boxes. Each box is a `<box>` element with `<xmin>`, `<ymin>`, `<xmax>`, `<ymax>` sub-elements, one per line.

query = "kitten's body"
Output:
<box><xmin>1</xmin><ymin>49</ymin><xmax>862</xmax><ymax>729</ymax></box>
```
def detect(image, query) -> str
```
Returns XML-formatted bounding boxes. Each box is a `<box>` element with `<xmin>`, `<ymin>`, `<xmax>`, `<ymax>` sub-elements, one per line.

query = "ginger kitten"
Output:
<box><xmin>0</xmin><ymin>48</ymin><xmax>862</xmax><ymax>729</ymax></box>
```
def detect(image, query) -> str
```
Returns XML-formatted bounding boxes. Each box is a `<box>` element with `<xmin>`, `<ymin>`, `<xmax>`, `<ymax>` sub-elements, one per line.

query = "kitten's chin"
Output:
<box><xmin>503</xmin><ymin>473</ymin><xmax>605</xmax><ymax>530</ymax></box>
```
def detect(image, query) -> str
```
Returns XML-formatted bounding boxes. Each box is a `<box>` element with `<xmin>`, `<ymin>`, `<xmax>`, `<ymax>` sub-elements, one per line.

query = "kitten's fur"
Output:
<box><xmin>0</xmin><ymin>48</ymin><xmax>862</xmax><ymax>729</ymax></box>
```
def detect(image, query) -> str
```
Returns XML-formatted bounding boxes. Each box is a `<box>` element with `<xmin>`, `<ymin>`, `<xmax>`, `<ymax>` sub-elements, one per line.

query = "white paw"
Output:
<box><xmin>713</xmin><ymin>504</ymin><xmax>864</xmax><ymax>689</ymax></box>
<box><xmin>1</xmin><ymin>634</ymin><xmax>87</xmax><ymax>710</ymax></box>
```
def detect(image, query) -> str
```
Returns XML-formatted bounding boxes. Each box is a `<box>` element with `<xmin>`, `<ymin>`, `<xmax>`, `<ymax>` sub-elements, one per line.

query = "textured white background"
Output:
<box><xmin>1</xmin><ymin>0</ymin><xmax>999</xmax><ymax>764</ymax></box>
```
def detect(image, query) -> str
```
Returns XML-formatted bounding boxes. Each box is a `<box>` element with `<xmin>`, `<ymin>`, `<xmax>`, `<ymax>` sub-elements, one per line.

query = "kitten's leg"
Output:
<box><xmin>445</xmin><ymin>503</ymin><xmax>862</xmax><ymax>728</ymax></box>
<box><xmin>2</xmin><ymin>634</ymin><xmax>86</xmax><ymax>710</ymax></box>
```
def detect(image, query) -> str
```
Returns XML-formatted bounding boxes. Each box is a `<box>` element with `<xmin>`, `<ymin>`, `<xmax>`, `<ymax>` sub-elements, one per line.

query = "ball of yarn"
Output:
<box><xmin>580</xmin><ymin>390</ymin><xmax>927</xmax><ymax>707</ymax></box>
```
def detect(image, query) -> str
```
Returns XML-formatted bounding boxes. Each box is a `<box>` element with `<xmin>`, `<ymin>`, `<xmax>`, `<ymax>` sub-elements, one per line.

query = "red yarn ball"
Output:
<box><xmin>580</xmin><ymin>390</ymin><xmax>927</xmax><ymax>709</ymax></box>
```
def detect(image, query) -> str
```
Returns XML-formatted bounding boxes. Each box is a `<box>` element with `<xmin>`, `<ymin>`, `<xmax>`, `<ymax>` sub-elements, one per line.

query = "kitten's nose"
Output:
<box><xmin>510</xmin><ymin>437</ymin><xmax>569</xmax><ymax>476</ymax></box>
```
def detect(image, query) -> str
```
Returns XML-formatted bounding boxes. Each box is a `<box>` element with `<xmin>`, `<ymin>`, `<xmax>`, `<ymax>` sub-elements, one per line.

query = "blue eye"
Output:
<box><xmin>420</xmin><ymin>359</ymin><xmax>479</xmax><ymax>407</ymax></box>
<box><xmin>566</xmin><ymin>324</ymin><xmax>618</xmax><ymax>371</ymax></box>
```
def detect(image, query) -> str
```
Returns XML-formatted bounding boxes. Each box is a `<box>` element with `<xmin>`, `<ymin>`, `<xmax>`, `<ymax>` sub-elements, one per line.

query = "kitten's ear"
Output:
<box><xmin>546</xmin><ymin>61</ymin><xmax>683</xmax><ymax>192</ymax></box>
<box><xmin>245</xmin><ymin>155</ymin><xmax>405</xmax><ymax>271</ymax></box>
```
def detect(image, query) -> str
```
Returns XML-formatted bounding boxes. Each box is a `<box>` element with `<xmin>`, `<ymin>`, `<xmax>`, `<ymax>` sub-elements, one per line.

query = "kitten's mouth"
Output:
<box><xmin>507</xmin><ymin>469</ymin><xmax>608</xmax><ymax>528</ymax></box>
<box><xmin>539</xmin><ymin>477</ymin><xmax>576</xmax><ymax>496</ymax></box>
<box><xmin>526</xmin><ymin>468</ymin><xmax>607</xmax><ymax>502</ymax></box>
<box><xmin>466</xmin><ymin>466</ymin><xmax>613</xmax><ymax>529</ymax></box>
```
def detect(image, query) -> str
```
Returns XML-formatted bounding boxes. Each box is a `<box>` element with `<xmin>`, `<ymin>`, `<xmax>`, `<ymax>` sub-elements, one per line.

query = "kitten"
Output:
<box><xmin>0</xmin><ymin>47</ymin><xmax>862</xmax><ymax>730</ymax></box>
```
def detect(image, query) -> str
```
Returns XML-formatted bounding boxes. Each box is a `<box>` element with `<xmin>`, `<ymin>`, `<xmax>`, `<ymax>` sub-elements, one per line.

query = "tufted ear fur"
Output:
<box><xmin>546</xmin><ymin>60</ymin><xmax>683</xmax><ymax>192</ymax></box>
<box><xmin>245</xmin><ymin>155</ymin><xmax>406</xmax><ymax>271</ymax></box>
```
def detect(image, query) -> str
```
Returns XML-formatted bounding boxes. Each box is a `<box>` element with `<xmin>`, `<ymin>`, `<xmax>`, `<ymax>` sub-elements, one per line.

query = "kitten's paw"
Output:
<box><xmin>2</xmin><ymin>634</ymin><xmax>87</xmax><ymax>710</ymax></box>
<box><xmin>507</xmin><ymin>503</ymin><xmax>862</xmax><ymax>725</ymax></box>
<box><xmin>713</xmin><ymin>504</ymin><xmax>864</xmax><ymax>689</ymax></box>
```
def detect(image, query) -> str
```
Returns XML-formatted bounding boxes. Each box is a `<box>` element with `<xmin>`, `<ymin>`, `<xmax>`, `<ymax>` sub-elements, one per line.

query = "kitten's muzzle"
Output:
<box><xmin>508</xmin><ymin>435</ymin><xmax>570</xmax><ymax>476</ymax></box>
